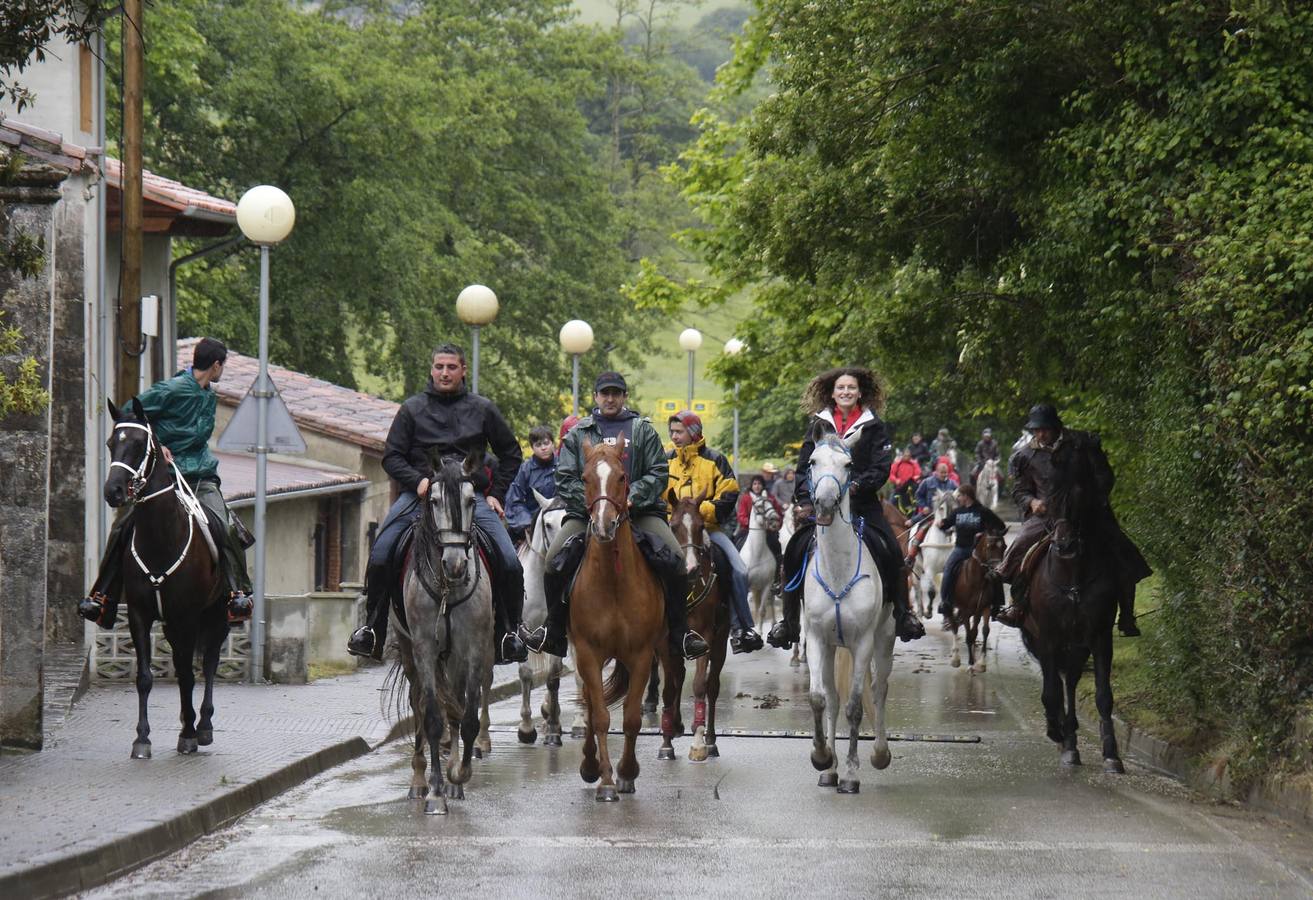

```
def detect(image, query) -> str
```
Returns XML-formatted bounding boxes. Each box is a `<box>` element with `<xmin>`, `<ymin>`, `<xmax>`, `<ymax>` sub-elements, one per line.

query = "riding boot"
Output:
<box><xmin>520</xmin><ymin>534</ymin><xmax>584</xmax><ymax>657</ymax></box>
<box><xmin>347</xmin><ymin>560</ymin><xmax>391</xmax><ymax>660</ymax></box>
<box><xmin>889</xmin><ymin>561</ymin><xmax>926</xmax><ymax>642</ymax></box>
<box><xmin>767</xmin><ymin>585</ymin><xmax>802</xmax><ymax>649</ymax></box>
<box><xmin>995</xmin><ymin>578</ymin><xmax>1028</xmax><ymax>628</ymax></box>
<box><xmin>665</xmin><ymin>570</ymin><xmax>709</xmax><ymax>660</ymax></box>
<box><xmin>493</xmin><ymin>567</ymin><xmax>529</xmax><ymax>664</ymax></box>
<box><xmin>217</xmin><ymin>527</ymin><xmax>255</xmax><ymax>624</ymax></box>
<box><xmin>78</xmin><ymin>512</ymin><xmax>132</xmax><ymax>628</ymax></box>
<box><xmin>1117</xmin><ymin>591</ymin><xmax>1141</xmax><ymax>637</ymax></box>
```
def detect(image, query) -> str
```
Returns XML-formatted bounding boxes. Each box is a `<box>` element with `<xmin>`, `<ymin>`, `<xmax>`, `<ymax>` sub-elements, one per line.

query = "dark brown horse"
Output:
<box><xmin>947</xmin><ymin>531</ymin><xmax>1007</xmax><ymax>674</ymax></box>
<box><xmin>572</xmin><ymin>441</ymin><xmax>674</xmax><ymax>800</ymax></box>
<box><xmin>1019</xmin><ymin>452</ymin><xmax>1126</xmax><ymax>773</ymax></box>
<box><xmin>104</xmin><ymin>399</ymin><xmax>227</xmax><ymax>759</ymax></box>
<box><xmin>663</xmin><ymin>495</ymin><xmax>731</xmax><ymax>762</ymax></box>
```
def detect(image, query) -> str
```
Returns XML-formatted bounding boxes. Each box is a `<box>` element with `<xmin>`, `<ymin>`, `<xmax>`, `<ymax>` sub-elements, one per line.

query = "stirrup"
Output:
<box><xmin>78</xmin><ymin>592</ymin><xmax>113</xmax><ymax>627</ymax></box>
<box><xmin>227</xmin><ymin>592</ymin><xmax>253</xmax><ymax>624</ymax></box>
<box><xmin>681</xmin><ymin>630</ymin><xmax>710</xmax><ymax>660</ymax></box>
<box><xmin>347</xmin><ymin>626</ymin><xmax>377</xmax><ymax>659</ymax></box>
<box><xmin>497</xmin><ymin>631</ymin><xmax>530</xmax><ymax>664</ymax></box>
<box><xmin>995</xmin><ymin>605</ymin><xmax>1025</xmax><ymax>628</ymax></box>
<box><xmin>518</xmin><ymin>623</ymin><xmax>548</xmax><ymax>654</ymax></box>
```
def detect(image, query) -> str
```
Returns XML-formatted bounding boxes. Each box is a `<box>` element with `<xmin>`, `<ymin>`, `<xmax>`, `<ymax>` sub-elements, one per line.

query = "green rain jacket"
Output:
<box><xmin>556</xmin><ymin>409</ymin><xmax>668</xmax><ymax>520</ymax></box>
<box><xmin>136</xmin><ymin>370</ymin><xmax>220</xmax><ymax>481</ymax></box>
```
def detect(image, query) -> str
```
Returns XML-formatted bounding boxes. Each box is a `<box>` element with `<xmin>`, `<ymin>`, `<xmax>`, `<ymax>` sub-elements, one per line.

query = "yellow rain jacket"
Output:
<box><xmin>665</xmin><ymin>436</ymin><xmax>740</xmax><ymax>529</ymax></box>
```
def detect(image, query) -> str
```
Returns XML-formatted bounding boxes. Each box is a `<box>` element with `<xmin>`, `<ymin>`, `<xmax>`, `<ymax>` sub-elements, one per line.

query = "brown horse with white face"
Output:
<box><xmin>571</xmin><ymin>440</ymin><xmax>671</xmax><ymax>800</ymax></box>
<box><xmin>948</xmin><ymin>531</ymin><xmax>1007</xmax><ymax>673</ymax></box>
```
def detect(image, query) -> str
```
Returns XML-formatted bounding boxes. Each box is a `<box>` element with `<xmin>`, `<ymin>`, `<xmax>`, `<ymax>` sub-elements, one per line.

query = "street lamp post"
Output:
<box><xmin>456</xmin><ymin>284</ymin><xmax>499</xmax><ymax>393</ymax></box>
<box><xmin>724</xmin><ymin>337</ymin><xmax>744</xmax><ymax>474</ymax></box>
<box><xmin>559</xmin><ymin>319</ymin><xmax>594</xmax><ymax>416</ymax></box>
<box><xmin>235</xmin><ymin>185</ymin><xmax>296</xmax><ymax>684</ymax></box>
<box><xmin>678</xmin><ymin>328</ymin><xmax>702</xmax><ymax>410</ymax></box>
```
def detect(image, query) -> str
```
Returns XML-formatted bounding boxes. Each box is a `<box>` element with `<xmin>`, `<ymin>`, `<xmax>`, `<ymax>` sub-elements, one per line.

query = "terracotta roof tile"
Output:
<box><xmin>179</xmin><ymin>338</ymin><xmax>398</xmax><ymax>452</ymax></box>
<box><xmin>105</xmin><ymin>158</ymin><xmax>235</xmax><ymax>220</ymax></box>
<box><xmin>215</xmin><ymin>451</ymin><xmax>367</xmax><ymax>504</ymax></box>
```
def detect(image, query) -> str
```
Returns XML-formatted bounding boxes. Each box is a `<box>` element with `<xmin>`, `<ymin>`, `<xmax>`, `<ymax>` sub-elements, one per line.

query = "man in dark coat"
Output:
<box><xmin>995</xmin><ymin>404</ymin><xmax>1151</xmax><ymax>636</ymax></box>
<box><xmin>347</xmin><ymin>343</ymin><xmax>528</xmax><ymax>663</ymax></box>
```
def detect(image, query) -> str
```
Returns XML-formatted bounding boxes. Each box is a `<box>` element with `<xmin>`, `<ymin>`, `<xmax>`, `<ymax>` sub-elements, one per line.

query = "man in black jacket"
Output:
<box><xmin>347</xmin><ymin>344</ymin><xmax>529</xmax><ymax>663</ymax></box>
<box><xmin>994</xmin><ymin>404</ymin><xmax>1151</xmax><ymax>636</ymax></box>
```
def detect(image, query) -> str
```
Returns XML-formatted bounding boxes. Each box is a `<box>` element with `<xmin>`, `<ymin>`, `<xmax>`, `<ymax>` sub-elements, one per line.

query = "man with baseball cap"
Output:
<box><xmin>520</xmin><ymin>372</ymin><xmax>709</xmax><ymax>660</ymax></box>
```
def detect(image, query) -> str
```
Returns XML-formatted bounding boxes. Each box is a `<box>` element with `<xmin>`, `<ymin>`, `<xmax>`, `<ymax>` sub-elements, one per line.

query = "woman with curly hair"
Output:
<box><xmin>766</xmin><ymin>366</ymin><xmax>927</xmax><ymax>648</ymax></box>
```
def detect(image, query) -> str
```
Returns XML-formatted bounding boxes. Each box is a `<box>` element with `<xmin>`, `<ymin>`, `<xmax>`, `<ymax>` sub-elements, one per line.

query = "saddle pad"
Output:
<box><xmin>1018</xmin><ymin>534</ymin><xmax>1052</xmax><ymax>580</ymax></box>
<box><xmin>393</xmin><ymin>524</ymin><xmax>495</xmax><ymax>631</ymax></box>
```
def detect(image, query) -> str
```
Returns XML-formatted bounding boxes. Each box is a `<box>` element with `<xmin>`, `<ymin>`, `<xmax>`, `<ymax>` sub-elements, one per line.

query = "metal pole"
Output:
<box><xmin>733</xmin><ymin>381</ymin><xmax>741</xmax><ymax>478</ymax></box>
<box><xmin>686</xmin><ymin>350</ymin><xmax>694</xmax><ymax>409</ymax></box>
<box><xmin>571</xmin><ymin>354</ymin><xmax>580</xmax><ymax>416</ymax></box>
<box><xmin>116</xmin><ymin>0</ymin><xmax>145</xmax><ymax>404</ymax></box>
<box><xmin>251</xmin><ymin>245</ymin><xmax>271</xmax><ymax>683</ymax></box>
<box><xmin>471</xmin><ymin>325</ymin><xmax>481</xmax><ymax>394</ymax></box>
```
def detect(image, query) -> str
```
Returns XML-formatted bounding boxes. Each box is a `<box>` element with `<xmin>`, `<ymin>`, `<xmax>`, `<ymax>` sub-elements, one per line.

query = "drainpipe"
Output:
<box><xmin>166</xmin><ymin>234</ymin><xmax>245</xmax><ymax>374</ymax></box>
<box><xmin>95</xmin><ymin>28</ymin><xmax>108</xmax><ymax>560</ymax></box>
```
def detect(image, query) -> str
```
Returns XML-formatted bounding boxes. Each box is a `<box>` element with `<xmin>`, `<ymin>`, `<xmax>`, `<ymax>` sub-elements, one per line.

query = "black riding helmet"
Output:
<box><xmin>1024</xmin><ymin>403</ymin><xmax>1063</xmax><ymax>431</ymax></box>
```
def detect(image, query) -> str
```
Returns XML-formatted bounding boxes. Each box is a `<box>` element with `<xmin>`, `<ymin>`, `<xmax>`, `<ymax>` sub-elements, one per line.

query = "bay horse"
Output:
<box><xmin>803</xmin><ymin>433</ymin><xmax>894</xmax><ymax>794</ymax></box>
<box><xmin>948</xmin><ymin>531</ymin><xmax>1007</xmax><ymax>674</ymax></box>
<box><xmin>394</xmin><ymin>453</ymin><xmax>494</xmax><ymax>815</ymax></box>
<box><xmin>103</xmin><ymin>399</ymin><xmax>227</xmax><ymax>759</ymax></box>
<box><xmin>976</xmin><ymin>458</ymin><xmax>1000</xmax><ymax>510</ymax></box>
<box><xmin>511</xmin><ymin>490</ymin><xmax>568</xmax><ymax>747</ymax></box>
<box><xmin>1019</xmin><ymin>452</ymin><xmax>1125</xmax><ymax>773</ymax></box>
<box><xmin>882</xmin><ymin>499</ymin><xmax>923</xmax><ymax>620</ymax></box>
<box><xmin>666</xmin><ymin>495</ymin><xmax>731</xmax><ymax>762</ymax></box>
<box><xmin>572</xmin><ymin>440</ymin><xmax>672</xmax><ymax>801</ymax></box>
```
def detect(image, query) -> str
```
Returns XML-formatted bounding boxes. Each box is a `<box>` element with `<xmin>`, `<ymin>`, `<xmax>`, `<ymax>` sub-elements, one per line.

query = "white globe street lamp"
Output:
<box><xmin>456</xmin><ymin>284</ymin><xmax>499</xmax><ymax>392</ymax></box>
<box><xmin>236</xmin><ymin>185</ymin><xmax>296</xmax><ymax>684</ymax></box>
<box><xmin>678</xmin><ymin>328</ymin><xmax>702</xmax><ymax>409</ymax></box>
<box><xmin>724</xmin><ymin>337</ymin><xmax>745</xmax><ymax>475</ymax></box>
<box><xmin>559</xmin><ymin>319</ymin><xmax>594</xmax><ymax>416</ymax></box>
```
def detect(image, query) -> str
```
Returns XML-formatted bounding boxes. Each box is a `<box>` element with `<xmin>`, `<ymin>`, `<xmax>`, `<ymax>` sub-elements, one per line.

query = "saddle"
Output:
<box><xmin>388</xmin><ymin>521</ymin><xmax>499</xmax><ymax>633</ymax></box>
<box><xmin>549</xmin><ymin>525</ymin><xmax>681</xmax><ymax>604</ymax></box>
<box><xmin>1018</xmin><ymin>533</ymin><xmax>1052</xmax><ymax>581</ymax></box>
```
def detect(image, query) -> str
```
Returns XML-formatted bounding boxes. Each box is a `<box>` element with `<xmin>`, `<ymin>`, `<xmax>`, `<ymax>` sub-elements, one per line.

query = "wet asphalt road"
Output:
<box><xmin>84</xmin><ymin>623</ymin><xmax>1313</xmax><ymax>899</ymax></box>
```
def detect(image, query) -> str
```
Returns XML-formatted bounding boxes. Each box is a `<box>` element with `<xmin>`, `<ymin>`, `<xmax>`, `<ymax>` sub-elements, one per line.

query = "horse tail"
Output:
<box><xmin>602</xmin><ymin>659</ymin><xmax>629</xmax><ymax>708</ymax></box>
<box><xmin>383</xmin><ymin>659</ymin><xmax>412</xmax><ymax>731</ymax></box>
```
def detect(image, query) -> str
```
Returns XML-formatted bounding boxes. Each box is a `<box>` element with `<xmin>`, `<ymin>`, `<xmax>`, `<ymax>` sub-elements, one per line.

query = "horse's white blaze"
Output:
<box><xmin>682</xmin><ymin>512</ymin><xmax>699</xmax><ymax>573</ymax></box>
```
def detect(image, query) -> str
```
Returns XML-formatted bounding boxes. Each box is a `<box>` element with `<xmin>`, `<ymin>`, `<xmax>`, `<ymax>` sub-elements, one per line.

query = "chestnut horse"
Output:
<box><xmin>665</xmin><ymin>495</ymin><xmax>731</xmax><ymax>762</ymax></box>
<box><xmin>572</xmin><ymin>441</ymin><xmax>673</xmax><ymax>800</ymax></box>
<box><xmin>947</xmin><ymin>531</ymin><xmax>1007</xmax><ymax>674</ymax></box>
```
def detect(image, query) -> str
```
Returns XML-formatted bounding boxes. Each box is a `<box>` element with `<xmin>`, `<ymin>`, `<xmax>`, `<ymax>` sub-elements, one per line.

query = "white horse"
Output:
<box><xmin>780</xmin><ymin>503</ymin><xmax>807</xmax><ymax>668</ymax></box>
<box><xmin>976</xmin><ymin>458</ymin><xmax>1000</xmax><ymax>510</ymax></box>
<box><xmin>917</xmin><ymin>488</ymin><xmax>958</xmax><ymax>622</ymax></box>
<box><xmin>742</xmin><ymin>492</ymin><xmax>781</xmax><ymax>629</ymax></box>
<box><xmin>803</xmin><ymin>433</ymin><xmax>894</xmax><ymax>794</ymax></box>
<box><xmin>511</xmin><ymin>490</ymin><xmax>568</xmax><ymax>747</ymax></box>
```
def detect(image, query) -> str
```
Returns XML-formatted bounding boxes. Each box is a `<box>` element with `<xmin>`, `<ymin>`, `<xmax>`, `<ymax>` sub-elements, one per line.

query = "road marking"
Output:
<box><xmin>484</xmin><ymin>725</ymin><xmax>980</xmax><ymax>742</ymax></box>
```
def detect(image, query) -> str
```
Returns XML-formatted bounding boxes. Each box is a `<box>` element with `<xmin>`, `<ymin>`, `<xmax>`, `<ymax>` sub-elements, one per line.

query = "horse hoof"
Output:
<box><xmin>131</xmin><ymin>742</ymin><xmax>152</xmax><ymax>760</ymax></box>
<box><xmin>196</xmin><ymin>729</ymin><xmax>213</xmax><ymax>746</ymax></box>
<box><xmin>871</xmin><ymin>747</ymin><xmax>892</xmax><ymax>770</ymax></box>
<box><xmin>1061</xmin><ymin>749</ymin><xmax>1082</xmax><ymax>767</ymax></box>
<box><xmin>425</xmin><ymin>797</ymin><xmax>448</xmax><ymax>816</ymax></box>
<box><xmin>641</xmin><ymin>702</ymin><xmax>657</xmax><ymax>715</ymax></box>
<box><xmin>580</xmin><ymin>761</ymin><xmax>600</xmax><ymax>784</ymax></box>
<box><xmin>706</xmin><ymin>743</ymin><xmax>719</xmax><ymax>758</ymax></box>
<box><xmin>1046</xmin><ymin>726</ymin><xmax>1064</xmax><ymax>744</ymax></box>
<box><xmin>817</xmin><ymin>772</ymin><xmax>838</xmax><ymax>788</ymax></box>
<box><xmin>473</xmin><ymin>746</ymin><xmax>485</xmax><ymax>760</ymax></box>
<box><xmin>688</xmin><ymin>745</ymin><xmax>708</xmax><ymax>762</ymax></box>
<box><xmin>544</xmin><ymin>733</ymin><xmax>563</xmax><ymax>747</ymax></box>
<box><xmin>789</xmin><ymin>657</ymin><xmax>800</xmax><ymax>669</ymax></box>
<box><xmin>177</xmin><ymin>737</ymin><xmax>199</xmax><ymax>754</ymax></box>
<box><xmin>950</xmin><ymin>658</ymin><xmax>961</xmax><ymax>668</ymax></box>
<box><xmin>571</xmin><ymin>725</ymin><xmax>586</xmax><ymax>739</ymax></box>
<box><xmin>837</xmin><ymin>779</ymin><xmax>860</xmax><ymax>794</ymax></box>
<box><xmin>444</xmin><ymin>783</ymin><xmax>465</xmax><ymax>800</ymax></box>
<box><xmin>518</xmin><ymin>727</ymin><xmax>537</xmax><ymax>745</ymax></box>
<box><xmin>1103</xmin><ymin>758</ymin><xmax>1125</xmax><ymax>775</ymax></box>
<box><xmin>616</xmin><ymin>777</ymin><xmax>635</xmax><ymax>794</ymax></box>
<box><xmin>408</xmin><ymin>785</ymin><xmax>428</xmax><ymax>800</ymax></box>
<box><xmin>972</xmin><ymin>664</ymin><xmax>986</xmax><ymax>674</ymax></box>
<box><xmin>811</xmin><ymin>749</ymin><xmax>835</xmax><ymax>772</ymax></box>
<box><xmin>596</xmin><ymin>786</ymin><xmax>619</xmax><ymax>802</ymax></box>
<box><xmin>657</xmin><ymin>746</ymin><xmax>676</xmax><ymax>761</ymax></box>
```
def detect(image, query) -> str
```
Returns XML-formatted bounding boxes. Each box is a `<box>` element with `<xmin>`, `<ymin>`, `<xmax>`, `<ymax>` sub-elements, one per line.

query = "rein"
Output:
<box><xmin>678</xmin><ymin>539</ymin><xmax>718</xmax><ymax>611</ymax></box>
<box><xmin>412</xmin><ymin>485</ymin><xmax>483</xmax><ymax>659</ymax></box>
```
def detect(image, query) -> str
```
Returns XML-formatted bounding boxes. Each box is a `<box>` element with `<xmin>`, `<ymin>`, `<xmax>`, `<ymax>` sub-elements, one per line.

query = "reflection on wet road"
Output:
<box><xmin>86</xmin><ymin>626</ymin><xmax>1313</xmax><ymax>899</ymax></box>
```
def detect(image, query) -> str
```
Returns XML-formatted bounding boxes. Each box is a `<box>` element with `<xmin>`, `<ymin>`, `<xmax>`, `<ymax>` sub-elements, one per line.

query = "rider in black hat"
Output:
<box><xmin>994</xmin><ymin>404</ymin><xmax>1150</xmax><ymax>636</ymax></box>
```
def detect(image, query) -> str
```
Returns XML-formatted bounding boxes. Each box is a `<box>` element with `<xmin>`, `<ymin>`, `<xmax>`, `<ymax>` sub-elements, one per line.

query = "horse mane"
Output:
<box><xmin>434</xmin><ymin>456</ymin><xmax>468</xmax><ymax>529</ymax></box>
<box><xmin>1048</xmin><ymin>439</ymin><xmax>1094</xmax><ymax>533</ymax></box>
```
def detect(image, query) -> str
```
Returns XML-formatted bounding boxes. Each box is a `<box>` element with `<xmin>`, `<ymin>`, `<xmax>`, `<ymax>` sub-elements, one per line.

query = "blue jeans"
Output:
<box><xmin>941</xmin><ymin>546</ymin><xmax>971</xmax><ymax>613</ymax></box>
<box><xmin>369</xmin><ymin>492</ymin><xmax>521</xmax><ymax>581</ymax></box>
<box><xmin>709</xmin><ymin>529</ymin><xmax>754</xmax><ymax>631</ymax></box>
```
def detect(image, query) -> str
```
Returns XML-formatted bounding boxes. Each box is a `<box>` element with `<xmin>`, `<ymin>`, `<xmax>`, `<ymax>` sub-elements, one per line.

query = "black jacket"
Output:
<box><xmin>795</xmin><ymin>407</ymin><xmax>894</xmax><ymax>520</ymax></box>
<box><xmin>1008</xmin><ymin>428</ymin><xmax>1113</xmax><ymax>516</ymax></box>
<box><xmin>382</xmin><ymin>381</ymin><xmax>521</xmax><ymax>501</ymax></box>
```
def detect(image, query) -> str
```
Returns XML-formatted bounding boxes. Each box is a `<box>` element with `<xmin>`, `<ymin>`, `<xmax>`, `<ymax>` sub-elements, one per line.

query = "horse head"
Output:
<box><xmin>427</xmin><ymin>453</ymin><xmax>479</xmax><ymax>579</ymax></box>
<box><xmin>933</xmin><ymin>487</ymin><xmax>958</xmax><ymax>522</ymax></box>
<box><xmin>809</xmin><ymin>432</ymin><xmax>856</xmax><ymax>527</ymax></box>
<box><xmin>751</xmin><ymin>491</ymin><xmax>781</xmax><ymax>532</ymax></box>
<box><xmin>582</xmin><ymin>439</ymin><xmax>628</xmax><ymax>542</ymax></box>
<box><xmin>973</xmin><ymin>530</ymin><xmax>1007</xmax><ymax>568</ymax></box>
<box><xmin>671</xmin><ymin>491</ymin><xmax>709</xmax><ymax>575</ymax></box>
<box><xmin>104</xmin><ymin>397</ymin><xmax>159</xmax><ymax>507</ymax></box>
<box><xmin>529</xmin><ymin>488</ymin><xmax>567</xmax><ymax>556</ymax></box>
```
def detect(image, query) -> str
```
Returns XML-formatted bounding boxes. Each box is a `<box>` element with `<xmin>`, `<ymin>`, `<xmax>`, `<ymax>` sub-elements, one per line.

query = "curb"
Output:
<box><xmin>3</xmin><ymin>665</ymin><xmax>563</xmax><ymax>900</ymax></box>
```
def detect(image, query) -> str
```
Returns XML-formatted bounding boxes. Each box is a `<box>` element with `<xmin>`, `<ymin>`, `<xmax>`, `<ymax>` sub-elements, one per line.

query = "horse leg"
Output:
<box><xmin>950</xmin><ymin>617</ymin><xmax>962</xmax><ymax>668</ymax></box>
<box><xmin>642</xmin><ymin>659</ymin><xmax>660</xmax><ymax>716</ymax></box>
<box><xmin>543</xmin><ymin>659</ymin><xmax>563</xmax><ymax>746</ymax></box>
<box><xmin>1040</xmin><ymin>654</ymin><xmax>1065</xmax><ymax>746</ymax></box>
<box><xmin>1092</xmin><ymin>634</ymin><xmax>1124</xmax><ymax>773</ymax></box>
<box><xmin>1060</xmin><ymin>648</ymin><xmax>1087</xmax><ymax>767</ymax></box>
<box><xmin>657</xmin><ymin>647</ymin><xmax>683</xmax><ymax>760</ymax></box>
<box><xmin>169</xmin><ymin>627</ymin><xmax>200</xmax><ymax>754</ymax></box>
<box><xmin>807</xmin><ymin>633</ymin><xmax>836</xmax><ymax>784</ymax></box>
<box><xmin>979</xmin><ymin>613</ymin><xmax>991</xmax><ymax>673</ymax></box>
<box><xmin>839</xmin><ymin>636</ymin><xmax>872</xmax><ymax>794</ymax></box>
<box><xmin>573</xmin><ymin>643</ymin><xmax>605</xmax><ymax>788</ymax></box>
<box><xmin>617</xmin><ymin>652</ymin><xmax>651</xmax><ymax>794</ymax></box>
<box><xmin>704</xmin><ymin>634</ymin><xmax>726</xmax><ymax>759</ymax></box>
<box><xmin>571</xmin><ymin>669</ymin><xmax>587</xmax><ymax>738</ymax></box>
<box><xmin>688</xmin><ymin>653</ymin><xmax>710</xmax><ymax>762</ymax></box>
<box><xmin>966</xmin><ymin>615</ymin><xmax>981</xmax><ymax>674</ymax></box>
<box><xmin>517</xmin><ymin>660</ymin><xmax>537</xmax><ymax>744</ymax></box>
<box><xmin>446</xmin><ymin>674</ymin><xmax>480</xmax><ymax>801</ymax></box>
<box><xmin>411</xmin><ymin>638</ymin><xmax>448</xmax><ymax>814</ymax></box>
<box><xmin>129</xmin><ymin>609</ymin><xmax>154</xmax><ymax>759</ymax></box>
<box><xmin>474</xmin><ymin>666</ymin><xmax>492</xmax><ymax>758</ymax></box>
<box><xmin>870</xmin><ymin>626</ymin><xmax>894</xmax><ymax>771</ymax></box>
<box><xmin>196</xmin><ymin>607</ymin><xmax>226</xmax><ymax>746</ymax></box>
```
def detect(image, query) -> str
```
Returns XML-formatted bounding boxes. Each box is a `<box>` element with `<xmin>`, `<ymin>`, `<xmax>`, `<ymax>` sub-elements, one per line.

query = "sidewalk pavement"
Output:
<box><xmin>0</xmin><ymin>659</ymin><xmax>544</xmax><ymax>899</ymax></box>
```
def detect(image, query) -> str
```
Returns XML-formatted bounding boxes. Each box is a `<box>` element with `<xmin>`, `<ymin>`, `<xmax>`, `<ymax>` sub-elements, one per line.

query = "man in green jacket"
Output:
<box><xmin>79</xmin><ymin>338</ymin><xmax>254</xmax><ymax>627</ymax></box>
<box><xmin>519</xmin><ymin>371</ymin><xmax>709</xmax><ymax>660</ymax></box>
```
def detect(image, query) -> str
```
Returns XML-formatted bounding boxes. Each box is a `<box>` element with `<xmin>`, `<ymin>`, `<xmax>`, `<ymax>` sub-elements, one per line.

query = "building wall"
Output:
<box><xmin>232</xmin><ymin>500</ymin><xmax>317</xmax><ymax>596</ymax></box>
<box><xmin>0</xmin><ymin>35</ymin><xmax>97</xmax><ymax>149</ymax></box>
